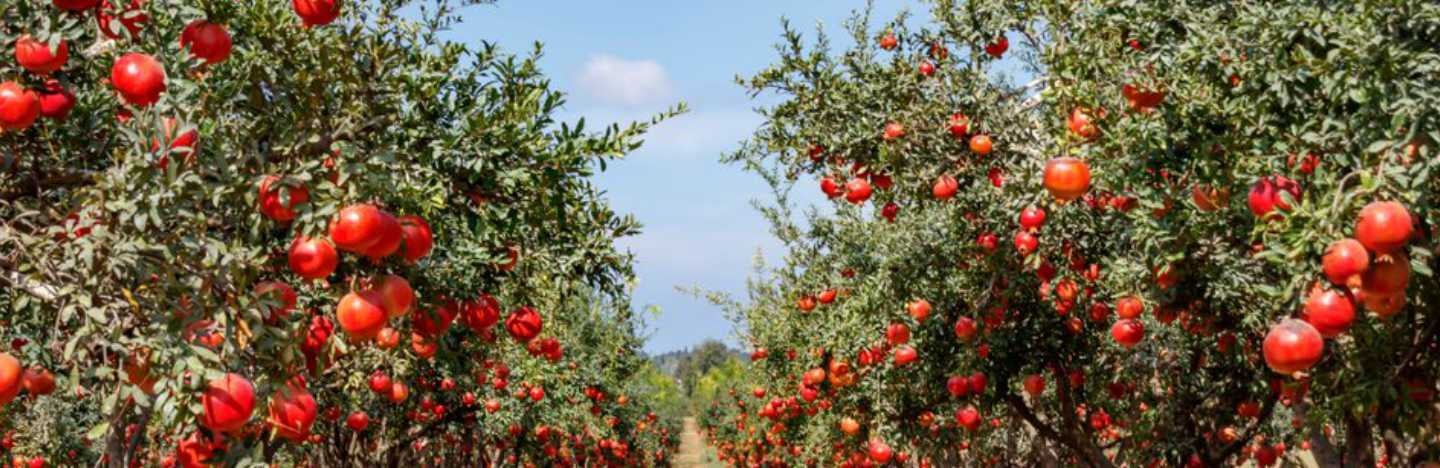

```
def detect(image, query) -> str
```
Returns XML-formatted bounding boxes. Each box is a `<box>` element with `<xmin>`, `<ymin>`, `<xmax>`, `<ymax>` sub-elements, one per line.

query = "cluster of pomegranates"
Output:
<box><xmin>1264</xmin><ymin>200</ymin><xmax>1415</xmax><ymax>375</ymax></box>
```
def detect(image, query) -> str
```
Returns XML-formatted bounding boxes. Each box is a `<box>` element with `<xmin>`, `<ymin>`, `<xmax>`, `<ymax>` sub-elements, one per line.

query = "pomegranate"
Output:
<box><xmin>37</xmin><ymin>80</ymin><xmax>74</xmax><ymax>121</ymax></box>
<box><xmin>844</xmin><ymin>178</ymin><xmax>872</xmax><ymax>204</ymax></box>
<box><xmin>0</xmin><ymin>82</ymin><xmax>41</xmax><ymax>131</ymax></box>
<box><xmin>199</xmin><ymin>373</ymin><xmax>255</xmax><ymax>433</ymax></box>
<box><xmin>336</xmin><ymin>290</ymin><xmax>388</xmax><ymax>340</ymax></box>
<box><xmin>969</xmin><ymin>134</ymin><xmax>993</xmax><ymax>155</ymax></box>
<box><xmin>1263</xmin><ymin>319</ymin><xmax>1324</xmax><ymax>375</ymax></box>
<box><xmin>1110</xmin><ymin>319</ymin><xmax>1144</xmax><ymax>348</ymax></box>
<box><xmin>933</xmin><ymin>175</ymin><xmax>959</xmax><ymax>200</ymax></box>
<box><xmin>373</xmin><ymin>275</ymin><xmax>414</xmax><ymax>317</ymax></box>
<box><xmin>1043</xmin><ymin>157</ymin><xmax>1092</xmax><ymax>202</ymax></box>
<box><xmin>948</xmin><ymin>113</ymin><xmax>969</xmax><ymax>136</ymax></box>
<box><xmin>293</xmin><ymin>0</ymin><xmax>342</xmax><ymax>27</ymax></box>
<box><xmin>1302</xmin><ymin>289</ymin><xmax>1355</xmax><ymax>338</ymax></box>
<box><xmin>1354</xmin><ymin>201</ymin><xmax>1413</xmax><ymax>254</ymax></box>
<box><xmin>1247</xmin><ymin>176</ymin><xmax>1302</xmax><ymax>220</ymax></box>
<box><xmin>257</xmin><ymin>176</ymin><xmax>310</xmax><ymax>223</ymax></box>
<box><xmin>907</xmin><ymin>299</ymin><xmax>932</xmax><ymax>322</ymax></box>
<box><xmin>505</xmin><ymin>306</ymin><xmax>543</xmax><ymax>342</ymax></box>
<box><xmin>287</xmin><ymin>237</ymin><xmax>337</xmax><ymax>280</ymax></box>
<box><xmin>397</xmin><ymin>215</ymin><xmax>434</xmax><ymax>262</ymax></box>
<box><xmin>984</xmin><ymin>35</ymin><xmax>1007</xmax><ymax>58</ymax></box>
<box><xmin>110</xmin><ymin>53</ymin><xmax>166</xmax><ymax>107</ymax></box>
<box><xmin>882</xmin><ymin>121</ymin><xmax>905</xmax><ymax>141</ymax></box>
<box><xmin>1068</xmin><ymin>108</ymin><xmax>1099</xmax><ymax>139</ymax></box>
<box><xmin>1018</xmin><ymin>206</ymin><xmax>1046</xmax><ymax>231</ymax></box>
<box><xmin>955</xmin><ymin>406</ymin><xmax>981</xmax><ymax>431</ymax></box>
<box><xmin>329</xmin><ymin>204</ymin><xmax>386</xmax><ymax>253</ymax></box>
<box><xmin>1115</xmin><ymin>296</ymin><xmax>1144</xmax><ymax>319</ymax></box>
<box><xmin>1022</xmin><ymin>374</ymin><xmax>1045</xmax><ymax>397</ymax></box>
<box><xmin>14</xmin><ymin>36</ymin><xmax>68</xmax><ymax>75</ymax></box>
<box><xmin>1321</xmin><ymin>239</ymin><xmax>1369</xmax><ymax>288</ymax></box>
<box><xmin>267</xmin><ymin>379</ymin><xmax>317</xmax><ymax>442</ymax></box>
<box><xmin>1361</xmin><ymin>254</ymin><xmax>1410</xmax><ymax>297</ymax></box>
<box><xmin>180</xmin><ymin>20</ymin><xmax>233</xmax><ymax>64</ymax></box>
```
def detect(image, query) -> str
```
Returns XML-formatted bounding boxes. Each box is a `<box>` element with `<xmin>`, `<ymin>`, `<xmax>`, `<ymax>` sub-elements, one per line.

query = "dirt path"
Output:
<box><xmin>675</xmin><ymin>417</ymin><xmax>720</xmax><ymax>467</ymax></box>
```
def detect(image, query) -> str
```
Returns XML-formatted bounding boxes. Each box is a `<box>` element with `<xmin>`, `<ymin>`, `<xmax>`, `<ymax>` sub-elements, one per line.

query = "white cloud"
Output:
<box><xmin>577</xmin><ymin>54</ymin><xmax>675</xmax><ymax>106</ymax></box>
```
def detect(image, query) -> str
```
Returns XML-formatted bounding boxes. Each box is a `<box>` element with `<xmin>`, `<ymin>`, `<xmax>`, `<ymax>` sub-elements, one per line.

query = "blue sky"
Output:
<box><xmin>453</xmin><ymin>1</ymin><xmax>922</xmax><ymax>354</ymax></box>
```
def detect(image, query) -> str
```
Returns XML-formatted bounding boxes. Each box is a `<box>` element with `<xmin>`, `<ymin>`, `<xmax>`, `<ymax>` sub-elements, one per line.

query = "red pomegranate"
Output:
<box><xmin>1115</xmin><ymin>296</ymin><xmax>1144</xmax><ymax>319</ymax></box>
<box><xmin>293</xmin><ymin>0</ymin><xmax>341</xmax><ymax>27</ymax></box>
<box><xmin>1019</xmin><ymin>206</ymin><xmax>1046</xmax><ymax>231</ymax></box>
<box><xmin>1322</xmin><ymin>238</ymin><xmax>1369</xmax><ymax>288</ymax></box>
<box><xmin>14</xmin><ymin>36</ymin><xmax>68</xmax><ymax>75</ymax></box>
<box><xmin>1068</xmin><ymin>108</ymin><xmax>1099</xmax><ymax>139</ymax></box>
<box><xmin>885</xmin><ymin>323</ymin><xmax>910</xmax><ymax>346</ymax></box>
<box><xmin>267</xmin><ymin>379</ymin><xmax>317</xmax><ymax>442</ymax></box>
<box><xmin>844</xmin><ymin>178</ymin><xmax>872</xmax><ymax>204</ymax></box>
<box><xmin>933</xmin><ymin>175</ymin><xmax>959</xmax><ymax>200</ymax></box>
<box><xmin>1354</xmin><ymin>201</ymin><xmax>1413</xmax><ymax>254</ymax></box>
<box><xmin>373</xmin><ymin>275</ymin><xmax>414</xmax><ymax>317</ymax></box>
<box><xmin>1263</xmin><ymin>319</ymin><xmax>1324</xmax><ymax>375</ymax></box>
<box><xmin>110</xmin><ymin>53</ymin><xmax>166</xmax><ymax>107</ymax></box>
<box><xmin>955</xmin><ymin>406</ymin><xmax>981</xmax><ymax>431</ymax></box>
<box><xmin>257</xmin><ymin>176</ymin><xmax>310</xmax><ymax>223</ymax></box>
<box><xmin>38</xmin><ymin>80</ymin><xmax>75</xmax><ymax>121</ymax></box>
<box><xmin>1302</xmin><ymin>289</ymin><xmax>1355</xmax><ymax>338</ymax></box>
<box><xmin>1043</xmin><ymin>157</ymin><xmax>1092</xmax><ymax>202</ymax></box>
<box><xmin>398</xmin><ymin>215</ymin><xmax>434</xmax><ymax>262</ymax></box>
<box><xmin>0</xmin><ymin>354</ymin><xmax>20</xmax><ymax>405</ymax></box>
<box><xmin>412</xmin><ymin>301</ymin><xmax>457</xmax><ymax>337</ymax></box>
<box><xmin>1247</xmin><ymin>176</ymin><xmax>1302</xmax><ymax>220</ymax></box>
<box><xmin>505</xmin><ymin>307</ymin><xmax>543</xmax><ymax>342</ymax></box>
<box><xmin>0</xmin><ymin>82</ymin><xmax>41</xmax><ymax>131</ymax></box>
<box><xmin>329</xmin><ymin>204</ymin><xmax>386</xmax><ymax>253</ymax></box>
<box><xmin>362</xmin><ymin>211</ymin><xmax>403</xmax><ymax>259</ymax></box>
<box><xmin>180</xmin><ymin>20</ymin><xmax>232</xmax><ymax>64</ymax></box>
<box><xmin>1023</xmin><ymin>374</ymin><xmax>1045</xmax><ymax>397</ymax></box>
<box><xmin>460</xmin><ymin>295</ymin><xmax>501</xmax><ymax>333</ymax></box>
<box><xmin>200</xmin><ymin>373</ymin><xmax>255</xmax><ymax>433</ymax></box>
<box><xmin>953</xmin><ymin>317</ymin><xmax>978</xmax><ymax>342</ymax></box>
<box><xmin>254</xmin><ymin>281</ymin><xmax>297</xmax><ymax>320</ymax></box>
<box><xmin>287</xmin><ymin>237</ymin><xmax>337</xmax><ymax>280</ymax></box>
<box><xmin>1361</xmin><ymin>254</ymin><xmax>1411</xmax><ymax>297</ymax></box>
<box><xmin>336</xmin><ymin>290</ymin><xmax>388</xmax><ymax>340</ymax></box>
<box><xmin>1110</xmin><ymin>319</ymin><xmax>1144</xmax><ymax>348</ymax></box>
<box><xmin>907</xmin><ymin>299</ymin><xmax>932</xmax><ymax>322</ymax></box>
<box><xmin>346</xmin><ymin>411</ymin><xmax>369</xmax><ymax>431</ymax></box>
<box><xmin>52</xmin><ymin>0</ymin><xmax>101</xmax><ymax>11</ymax></box>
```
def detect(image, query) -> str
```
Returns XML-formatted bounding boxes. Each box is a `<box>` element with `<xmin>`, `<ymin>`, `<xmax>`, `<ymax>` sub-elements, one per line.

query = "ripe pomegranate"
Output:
<box><xmin>955</xmin><ymin>406</ymin><xmax>981</xmax><ymax>431</ymax></box>
<box><xmin>52</xmin><ymin>0</ymin><xmax>100</xmax><ymax>11</ymax></box>
<box><xmin>362</xmin><ymin>211</ymin><xmax>403</xmax><ymax>259</ymax></box>
<box><xmin>257</xmin><ymin>176</ymin><xmax>310</xmax><ymax>223</ymax></box>
<box><xmin>933</xmin><ymin>175</ymin><xmax>959</xmax><ymax>200</ymax></box>
<box><xmin>1247</xmin><ymin>176</ymin><xmax>1302</xmax><ymax>220</ymax></box>
<box><xmin>969</xmin><ymin>134</ymin><xmax>993</xmax><ymax>155</ymax></box>
<box><xmin>1068</xmin><ymin>108</ymin><xmax>1099</xmax><ymax>139</ymax></box>
<box><xmin>373</xmin><ymin>275</ymin><xmax>414</xmax><ymax>317</ymax></box>
<box><xmin>1019</xmin><ymin>206</ymin><xmax>1046</xmax><ymax>231</ymax></box>
<box><xmin>37</xmin><ymin>80</ymin><xmax>74</xmax><ymax>121</ymax></box>
<box><xmin>984</xmin><ymin>35</ymin><xmax>1008</xmax><ymax>58</ymax></box>
<box><xmin>1115</xmin><ymin>296</ymin><xmax>1144</xmax><ymax>319</ymax></box>
<box><xmin>817</xmin><ymin>289</ymin><xmax>837</xmax><ymax>304</ymax></box>
<box><xmin>388</xmin><ymin>382</ymin><xmax>409</xmax><ymax>403</ymax></box>
<box><xmin>267</xmin><ymin>380</ymin><xmax>317</xmax><ymax>442</ymax></box>
<box><xmin>336</xmin><ymin>290</ymin><xmax>388</xmax><ymax>340</ymax></box>
<box><xmin>110</xmin><ymin>53</ymin><xmax>166</xmax><ymax>107</ymax></box>
<box><xmin>19</xmin><ymin>367</ymin><xmax>54</xmax><ymax>396</ymax></box>
<box><xmin>460</xmin><ymin>295</ymin><xmax>501</xmax><ymax>333</ymax></box>
<box><xmin>397</xmin><ymin>215</ymin><xmax>434</xmax><ymax>262</ymax></box>
<box><xmin>918</xmin><ymin>60</ymin><xmax>935</xmax><ymax>76</ymax></box>
<box><xmin>881</xmin><ymin>202</ymin><xmax>899</xmax><ymax>222</ymax></box>
<box><xmin>879</xmin><ymin>33</ymin><xmax>898</xmax><ymax>50</ymax></box>
<box><xmin>180</xmin><ymin>20</ymin><xmax>232</xmax><ymax>64</ymax></box>
<box><xmin>411</xmin><ymin>302</ymin><xmax>457</xmax><ymax>337</ymax></box>
<box><xmin>1043</xmin><ymin>157</ymin><xmax>1092</xmax><ymax>202</ymax></box>
<box><xmin>907</xmin><ymin>299</ymin><xmax>932</xmax><ymax>322</ymax></box>
<box><xmin>868</xmin><ymin>440</ymin><xmax>893</xmax><ymax>464</ymax></box>
<box><xmin>1263</xmin><ymin>319</ymin><xmax>1324</xmax><ymax>375</ymax></box>
<box><xmin>948</xmin><ymin>113</ymin><xmax>970</xmax><ymax>136</ymax></box>
<box><xmin>885</xmin><ymin>323</ymin><xmax>910</xmax><ymax>346</ymax></box>
<box><xmin>893</xmin><ymin>346</ymin><xmax>918</xmax><ymax>366</ymax></box>
<box><xmin>953</xmin><ymin>317</ymin><xmax>977</xmax><ymax>342</ymax></box>
<box><xmin>844</xmin><ymin>178</ymin><xmax>872</xmax><ymax>204</ymax></box>
<box><xmin>946</xmin><ymin>375</ymin><xmax>970</xmax><ymax>397</ymax></box>
<box><xmin>1121</xmin><ymin>83</ymin><xmax>1165</xmax><ymax>110</ymax></box>
<box><xmin>329</xmin><ymin>204</ymin><xmax>387</xmax><ymax>253</ymax></box>
<box><xmin>293</xmin><ymin>0</ymin><xmax>342</xmax><ymax>27</ymax></box>
<box><xmin>1022</xmin><ymin>374</ymin><xmax>1045</xmax><ymax>397</ymax></box>
<box><xmin>0</xmin><ymin>82</ymin><xmax>41</xmax><ymax>131</ymax></box>
<box><xmin>1322</xmin><ymin>239</ymin><xmax>1369</xmax><ymax>288</ymax></box>
<box><xmin>287</xmin><ymin>237</ymin><xmax>337</xmax><ymax>280</ymax></box>
<box><xmin>1302</xmin><ymin>289</ymin><xmax>1355</xmax><ymax>338</ymax></box>
<box><xmin>1110</xmin><ymin>319</ymin><xmax>1144</xmax><ymax>348</ymax></box>
<box><xmin>883</xmin><ymin>121</ymin><xmax>905</xmax><ymax>141</ymax></box>
<box><xmin>1361</xmin><ymin>253</ymin><xmax>1410</xmax><ymax>297</ymax></box>
<box><xmin>819</xmin><ymin>177</ymin><xmax>843</xmax><ymax>199</ymax></box>
<box><xmin>200</xmin><ymin>373</ymin><xmax>255</xmax><ymax>433</ymax></box>
<box><xmin>1362</xmin><ymin>292</ymin><xmax>1406</xmax><ymax>319</ymax></box>
<box><xmin>505</xmin><ymin>306</ymin><xmax>543</xmax><ymax>342</ymax></box>
<box><xmin>14</xmin><ymin>36</ymin><xmax>68</xmax><ymax>75</ymax></box>
<box><xmin>0</xmin><ymin>354</ymin><xmax>20</xmax><ymax>405</ymax></box>
<box><xmin>1354</xmin><ymin>201</ymin><xmax>1413</xmax><ymax>254</ymax></box>
<box><xmin>968</xmin><ymin>373</ymin><xmax>987</xmax><ymax>394</ymax></box>
<box><xmin>1014</xmin><ymin>231</ymin><xmax>1038</xmax><ymax>256</ymax></box>
<box><xmin>346</xmin><ymin>411</ymin><xmax>369</xmax><ymax>431</ymax></box>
